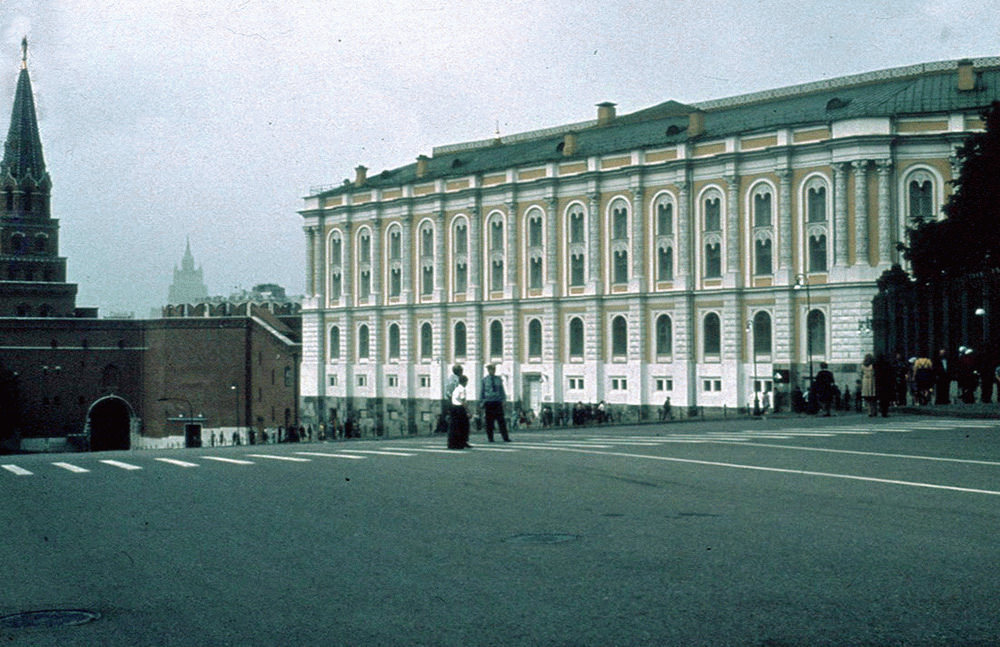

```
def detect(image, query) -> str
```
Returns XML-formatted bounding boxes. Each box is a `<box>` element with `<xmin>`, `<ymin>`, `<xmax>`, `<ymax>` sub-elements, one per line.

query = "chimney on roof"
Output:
<box><xmin>354</xmin><ymin>165</ymin><xmax>367</xmax><ymax>185</ymax></box>
<box><xmin>957</xmin><ymin>59</ymin><xmax>976</xmax><ymax>91</ymax></box>
<box><xmin>688</xmin><ymin>109</ymin><xmax>705</xmax><ymax>138</ymax></box>
<box><xmin>562</xmin><ymin>132</ymin><xmax>578</xmax><ymax>157</ymax></box>
<box><xmin>597</xmin><ymin>102</ymin><xmax>616</xmax><ymax>126</ymax></box>
<box><xmin>416</xmin><ymin>155</ymin><xmax>429</xmax><ymax>178</ymax></box>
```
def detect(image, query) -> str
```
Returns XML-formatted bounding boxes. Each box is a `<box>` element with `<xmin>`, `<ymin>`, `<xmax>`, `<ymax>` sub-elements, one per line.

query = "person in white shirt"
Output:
<box><xmin>448</xmin><ymin>375</ymin><xmax>471</xmax><ymax>449</ymax></box>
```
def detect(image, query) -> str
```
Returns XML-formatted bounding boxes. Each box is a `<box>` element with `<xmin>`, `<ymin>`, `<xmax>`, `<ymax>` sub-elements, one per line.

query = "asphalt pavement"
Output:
<box><xmin>2</xmin><ymin>413</ymin><xmax>998</xmax><ymax>646</ymax></box>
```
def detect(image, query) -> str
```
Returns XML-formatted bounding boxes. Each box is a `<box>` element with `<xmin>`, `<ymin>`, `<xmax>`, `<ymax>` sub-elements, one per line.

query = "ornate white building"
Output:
<box><xmin>299</xmin><ymin>57</ymin><xmax>1000</xmax><ymax>433</ymax></box>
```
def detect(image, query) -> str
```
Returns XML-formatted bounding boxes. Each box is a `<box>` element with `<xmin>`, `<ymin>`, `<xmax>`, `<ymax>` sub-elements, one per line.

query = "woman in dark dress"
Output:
<box><xmin>448</xmin><ymin>375</ymin><xmax>471</xmax><ymax>449</ymax></box>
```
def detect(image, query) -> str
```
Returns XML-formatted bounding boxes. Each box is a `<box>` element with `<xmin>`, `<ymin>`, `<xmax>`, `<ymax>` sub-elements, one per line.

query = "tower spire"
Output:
<box><xmin>2</xmin><ymin>38</ymin><xmax>48</xmax><ymax>186</ymax></box>
<box><xmin>20</xmin><ymin>37</ymin><xmax>27</xmax><ymax>70</ymax></box>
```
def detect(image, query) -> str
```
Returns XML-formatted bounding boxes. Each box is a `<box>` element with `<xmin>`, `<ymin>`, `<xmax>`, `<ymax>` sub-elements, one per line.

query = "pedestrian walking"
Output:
<box><xmin>444</xmin><ymin>363</ymin><xmax>464</xmax><ymax>441</ymax></box>
<box><xmin>448</xmin><ymin>375</ymin><xmax>471</xmax><ymax>449</ymax></box>
<box><xmin>480</xmin><ymin>363</ymin><xmax>510</xmax><ymax>442</ymax></box>
<box><xmin>861</xmin><ymin>353</ymin><xmax>877</xmax><ymax>416</ymax></box>
<box><xmin>933</xmin><ymin>348</ymin><xmax>951</xmax><ymax>404</ymax></box>
<box><xmin>874</xmin><ymin>353</ymin><xmax>894</xmax><ymax>417</ymax></box>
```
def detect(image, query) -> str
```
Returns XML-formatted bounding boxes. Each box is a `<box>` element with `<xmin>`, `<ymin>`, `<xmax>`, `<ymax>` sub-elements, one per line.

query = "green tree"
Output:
<box><xmin>899</xmin><ymin>101</ymin><xmax>1000</xmax><ymax>281</ymax></box>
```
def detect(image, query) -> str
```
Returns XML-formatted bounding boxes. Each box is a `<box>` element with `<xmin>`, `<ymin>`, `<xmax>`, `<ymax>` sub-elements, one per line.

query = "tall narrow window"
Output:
<box><xmin>529</xmin><ymin>258</ymin><xmax>543</xmax><ymax>289</ymax></box>
<box><xmin>329</xmin><ymin>326</ymin><xmax>340</xmax><ymax>360</ymax></box>
<box><xmin>360</xmin><ymin>232</ymin><xmax>371</xmax><ymax>263</ymax></box>
<box><xmin>422</xmin><ymin>266</ymin><xmax>433</xmax><ymax>295</ymax></box>
<box><xmin>330</xmin><ymin>272</ymin><xmax>342</xmax><ymax>299</ymax></box>
<box><xmin>752</xmin><ymin>311</ymin><xmax>772</xmax><ymax>355</ymax></box>
<box><xmin>569</xmin><ymin>317</ymin><xmax>584</xmax><ymax>358</ymax></box>
<box><xmin>389</xmin><ymin>269</ymin><xmax>401</xmax><ymax>297</ymax></box>
<box><xmin>420</xmin><ymin>222</ymin><xmax>434</xmax><ymax>296</ymax></box>
<box><xmin>358</xmin><ymin>324</ymin><xmax>370</xmax><ymax>360</ymax></box>
<box><xmin>453</xmin><ymin>219</ymin><xmax>469</xmax><ymax>297</ymax></box>
<box><xmin>703</xmin><ymin>313</ymin><xmax>721</xmax><ymax>356</ymax></box>
<box><xmin>754</xmin><ymin>238</ymin><xmax>773</xmax><ymax>276</ymax></box>
<box><xmin>454</xmin><ymin>322</ymin><xmax>467</xmax><ymax>359</ymax></box>
<box><xmin>359</xmin><ymin>270</ymin><xmax>371</xmax><ymax>298</ymax></box>
<box><xmin>421</xmin><ymin>226</ymin><xmax>433</xmax><ymax>257</ymax></box>
<box><xmin>656</xmin><ymin>315</ymin><xmax>672</xmax><ymax>356</ymax></box>
<box><xmin>807</xmin><ymin>309</ymin><xmax>826</xmax><ymax>356</ymax></box>
<box><xmin>808</xmin><ymin>234</ymin><xmax>827</xmax><ymax>272</ymax></box>
<box><xmin>613</xmin><ymin>250</ymin><xmax>629</xmax><ymax>284</ymax></box>
<box><xmin>657</xmin><ymin>201</ymin><xmax>673</xmax><ymax>236</ymax></box>
<box><xmin>657</xmin><ymin>246</ymin><xmax>673</xmax><ymax>281</ymax></box>
<box><xmin>807</xmin><ymin>186</ymin><xmax>826</xmax><ymax>222</ymax></box>
<box><xmin>388</xmin><ymin>225</ymin><xmax>402</xmax><ymax>298</ymax></box>
<box><xmin>388</xmin><ymin>323</ymin><xmax>400</xmax><ymax>360</ymax></box>
<box><xmin>527</xmin><ymin>319</ymin><xmax>542</xmax><ymax>359</ymax></box>
<box><xmin>611</xmin><ymin>316</ymin><xmax>628</xmax><ymax>357</ymax></box>
<box><xmin>489</xmin><ymin>320</ymin><xmax>503</xmax><ymax>358</ymax></box>
<box><xmin>705</xmin><ymin>243</ymin><xmax>722</xmax><ymax>278</ymax></box>
<box><xmin>491</xmin><ymin>260</ymin><xmax>504</xmax><ymax>292</ymax></box>
<box><xmin>389</xmin><ymin>229</ymin><xmax>401</xmax><ymax>261</ymax></box>
<box><xmin>612</xmin><ymin>205</ymin><xmax>628</xmax><ymax>240</ymax></box>
<box><xmin>704</xmin><ymin>197</ymin><xmax>721</xmax><ymax>231</ymax></box>
<box><xmin>455</xmin><ymin>263</ymin><xmax>467</xmax><ymax>293</ymax></box>
<box><xmin>528</xmin><ymin>214</ymin><xmax>543</xmax><ymax>247</ymax></box>
<box><xmin>570</xmin><ymin>208</ymin><xmax>585</xmax><ymax>243</ymax></box>
<box><xmin>420</xmin><ymin>322</ymin><xmax>433</xmax><ymax>360</ymax></box>
<box><xmin>570</xmin><ymin>253</ymin><xmax>585</xmax><ymax>286</ymax></box>
<box><xmin>489</xmin><ymin>215</ymin><xmax>504</xmax><ymax>292</ymax></box>
<box><xmin>909</xmin><ymin>179</ymin><xmax>934</xmax><ymax>221</ymax></box>
<box><xmin>490</xmin><ymin>220</ymin><xmax>504</xmax><ymax>251</ymax></box>
<box><xmin>753</xmin><ymin>192</ymin><xmax>772</xmax><ymax>227</ymax></box>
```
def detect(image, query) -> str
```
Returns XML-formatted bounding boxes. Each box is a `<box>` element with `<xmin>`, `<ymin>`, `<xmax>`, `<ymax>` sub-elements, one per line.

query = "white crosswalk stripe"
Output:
<box><xmin>295</xmin><ymin>451</ymin><xmax>367</xmax><ymax>460</ymax></box>
<box><xmin>247</xmin><ymin>454</ymin><xmax>311</xmax><ymax>462</ymax></box>
<box><xmin>2</xmin><ymin>464</ymin><xmax>32</xmax><ymax>475</ymax></box>
<box><xmin>335</xmin><ymin>449</ymin><xmax>415</xmax><ymax>456</ymax></box>
<box><xmin>200</xmin><ymin>456</ymin><xmax>255</xmax><ymax>465</ymax></box>
<box><xmin>154</xmin><ymin>458</ymin><xmax>199</xmax><ymax>467</ymax></box>
<box><xmin>52</xmin><ymin>462</ymin><xmax>89</xmax><ymax>473</ymax></box>
<box><xmin>100</xmin><ymin>459</ymin><xmax>142</xmax><ymax>470</ymax></box>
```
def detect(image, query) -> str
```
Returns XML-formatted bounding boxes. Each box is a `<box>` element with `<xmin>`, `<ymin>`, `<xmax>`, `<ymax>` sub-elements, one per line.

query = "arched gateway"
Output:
<box><xmin>86</xmin><ymin>396</ymin><xmax>134</xmax><ymax>451</ymax></box>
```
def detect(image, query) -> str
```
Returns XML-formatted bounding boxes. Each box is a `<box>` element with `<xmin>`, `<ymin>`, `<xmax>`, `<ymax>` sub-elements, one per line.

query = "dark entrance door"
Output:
<box><xmin>89</xmin><ymin>398</ymin><xmax>131</xmax><ymax>451</ymax></box>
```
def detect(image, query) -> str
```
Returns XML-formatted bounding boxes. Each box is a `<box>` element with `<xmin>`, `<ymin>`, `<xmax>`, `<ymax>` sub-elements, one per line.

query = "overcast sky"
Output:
<box><xmin>1</xmin><ymin>0</ymin><xmax>997</xmax><ymax>316</ymax></box>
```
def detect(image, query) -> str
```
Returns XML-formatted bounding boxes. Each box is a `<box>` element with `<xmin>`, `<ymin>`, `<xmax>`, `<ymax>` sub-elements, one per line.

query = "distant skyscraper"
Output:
<box><xmin>167</xmin><ymin>238</ymin><xmax>208</xmax><ymax>304</ymax></box>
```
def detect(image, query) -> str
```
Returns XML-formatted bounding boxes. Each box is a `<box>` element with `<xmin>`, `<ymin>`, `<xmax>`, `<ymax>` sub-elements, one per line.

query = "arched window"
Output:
<box><xmin>329</xmin><ymin>326</ymin><xmax>340</xmax><ymax>360</ymax></box>
<box><xmin>454</xmin><ymin>321</ymin><xmax>467</xmax><ymax>359</ymax></box>
<box><xmin>526</xmin><ymin>209</ymin><xmax>544</xmax><ymax>291</ymax></box>
<box><xmin>568</xmin><ymin>317</ymin><xmax>584</xmax><ymax>359</ymax></box>
<box><xmin>612</xmin><ymin>203</ymin><xmax>628</xmax><ymax>240</ymax></box>
<box><xmin>608</xmin><ymin>198</ymin><xmax>630</xmax><ymax>285</ymax></box>
<box><xmin>567</xmin><ymin>205</ymin><xmax>587</xmax><ymax>288</ymax></box>
<box><xmin>807</xmin><ymin>185</ymin><xmax>827</xmax><ymax>223</ymax></box>
<box><xmin>752</xmin><ymin>311</ymin><xmax>772</xmax><ymax>355</ymax></box>
<box><xmin>388</xmin><ymin>225</ymin><xmax>402</xmax><ymax>298</ymax></box>
<box><xmin>528</xmin><ymin>213</ymin><xmax>543</xmax><ymax>247</ymax></box>
<box><xmin>420</xmin><ymin>322</ymin><xmax>433</xmax><ymax>359</ymax></box>
<box><xmin>703</xmin><ymin>313</ymin><xmax>721</xmax><ymax>356</ymax></box>
<box><xmin>488</xmin><ymin>213</ymin><xmax>504</xmax><ymax>292</ymax></box>
<box><xmin>656</xmin><ymin>199</ymin><xmax>673</xmax><ymax>236</ymax></box>
<box><xmin>453</xmin><ymin>219</ymin><xmax>468</xmax><ymax>295</ymax></box>
<box><xmin>527</xmin><ymin>319</ymin><xmax>542</xmax><ymax>359</ymax></box>
<box><xmin>655</xmin><ymin>314</ymin><xmax>672</xmax><ymax>356</ymax></box>
<box><xmin>611</xmin><ymin>316</ymin><xmax>628</xmax><ymax>357</ymax></box>
<box><xmin>807</xmin><ymin>309</ymin><xmax>826</xmax><ymax>356</ymax></box>
<box><xmin>357</xmin><ymin>229</ymin><xmax>372</xmax><ymax>299</ymax></box>
<box><xmin>906</xmin><ymin>170</ymin><xmax>937</xmax><ymax>222</ymax></box>
<box><xmin>419</xmin><ymin>222</ymin><xmax>434</xmax><ymax>296</ymax></box>
<box><xmin>753</xmin><ymin>191</ymin><xmax>772</xmax><ymax>227</ymax></box>
<box><xmin>389</xmin><ymin>228</ymin><xmax>401</xmax><ymax>261</ymax></box>
<box><xmin>388</xmin><ymin>323</ymin><xmax>400</xmax><ymax>360</ymax></box>
<box><xmin>357</xmin><ymin>324</ymin><xmax>370</xmax><ymax>360</ymax></box>
<box><xmin>704</xmin><ymin>196</ymin><xmax>721</xmax><ymax>231</ymax></box>
<box><xmin>330</xmin><ymin>233</ymin><xmax>342</xmax><ymax>266</ymax></box>
<box><xmin>489</xmin><ymin>320</ymin><xmax>503</xmax><ymax>359</ymax></box>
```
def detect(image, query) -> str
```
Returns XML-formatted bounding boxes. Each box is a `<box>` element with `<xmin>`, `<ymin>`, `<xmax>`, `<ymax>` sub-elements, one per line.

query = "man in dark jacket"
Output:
<box><xmin>933</xmin><ymin>348</ymin><xmax>951</xmax><ymax>405</ymax></box>
<box><xmin>813</xmin><ymin>362</ymin><xmax>836</xmax><ymax>416</ymax></box>
<box><xmin>479</xmin><ymin>363</ymin><xmax>510</xmax><ymax>442</ymax></box>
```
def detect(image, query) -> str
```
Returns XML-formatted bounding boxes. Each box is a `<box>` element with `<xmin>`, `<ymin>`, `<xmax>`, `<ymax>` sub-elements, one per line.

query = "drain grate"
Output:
<box><xmin>505</xmin><ymin>533</ymin><xmax>580</xmax><ymax>545</ymax></box>
<box><xmin>0</xmin><ymin>610</ymin><xmax>100</xmax><ymax>629</ymax></box>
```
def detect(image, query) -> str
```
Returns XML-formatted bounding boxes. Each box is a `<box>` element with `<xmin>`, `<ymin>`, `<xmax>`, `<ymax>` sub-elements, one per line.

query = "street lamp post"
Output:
<box><xmin>746</xmin><ymin>319</ymin><xmax>761</xmax><ymax>416</ymax></box>
<box><xmin>230</xmin><ymin>383</ymin><xmax>240</xmax><ymax>444</ymax></box>
<box><xmin>794</xmin><ymin>274</ymin><xmax>815</xmax><ymax>413</ymax></box>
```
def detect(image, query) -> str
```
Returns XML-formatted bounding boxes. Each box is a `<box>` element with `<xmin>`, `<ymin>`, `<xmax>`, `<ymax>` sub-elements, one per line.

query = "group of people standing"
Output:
<box><xmin>444</xmin><ymin>363</ymin><xmax>511</xmax><ymax>450</ymax></box>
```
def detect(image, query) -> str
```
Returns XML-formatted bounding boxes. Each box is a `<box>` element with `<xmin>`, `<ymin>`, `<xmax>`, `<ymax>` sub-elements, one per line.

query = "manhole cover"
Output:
<box><xmin>0</xmin><ymin>610</ymin><xmax>100</xmax><ymax>629</ymax></box>
<box><xmin>505</xmin><ymin>533</ymin><xmax>580</xmax><ymax>544</ymax></box>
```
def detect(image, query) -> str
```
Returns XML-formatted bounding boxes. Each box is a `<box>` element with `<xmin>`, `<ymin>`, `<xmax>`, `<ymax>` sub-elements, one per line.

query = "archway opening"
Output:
<box><xmin>89</xmin><ymin>397</ymin><xmax>131</xmax><ymax>451</ymax></box>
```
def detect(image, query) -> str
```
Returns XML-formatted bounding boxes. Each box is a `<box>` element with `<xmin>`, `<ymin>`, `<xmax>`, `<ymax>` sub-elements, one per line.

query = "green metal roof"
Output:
<box><xmin>315</xmin><ymin>58</ymin><xmax>1000</xmax><ymax>200</ymax></box>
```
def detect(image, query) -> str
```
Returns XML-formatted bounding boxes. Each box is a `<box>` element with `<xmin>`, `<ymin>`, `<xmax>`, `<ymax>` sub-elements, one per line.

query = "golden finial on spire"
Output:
<box><xmin>20</xmin><ymin>37</ymin><xmax>27</xmax><ymax>69</ymax></box>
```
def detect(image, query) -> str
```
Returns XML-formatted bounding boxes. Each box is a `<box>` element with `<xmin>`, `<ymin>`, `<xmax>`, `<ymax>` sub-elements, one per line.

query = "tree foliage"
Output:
<box><xmin>899</xmin><ymin>101</ymin><xmax>1000</xmax><ymax>282</ymax></box>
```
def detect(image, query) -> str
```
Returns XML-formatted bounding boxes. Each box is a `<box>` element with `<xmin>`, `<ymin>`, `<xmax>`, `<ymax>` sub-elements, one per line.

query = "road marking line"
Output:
<box><xmin>543</xmin><ymin>442</ymin><xmax>614</xmax><ymax>448</ymax></box>
<box><xmin>514</xmin><ymin>445</ymin><xmax>1000</xmax><ymax>496</ymax></box>
<box><xmin>99</xmin><ymin>460</ymin><xmax>142</xmax><ymax>470</ymax></box>
<box><xmin>710</xmin><ymin>441</ymin><xmax>1000</xmax><ymax>466</ymax></box>
<box><xmin>200</xmin><ymin>456</ymin><xmax>255</xmax><ymax>465</ymax></box>
<box><xmin>325</xmin><ymin>449</ymin><xmax>414</xmax><ymax>457</ymax></box>
<box><xmin>472</xmin><ymin>447</ymin><xmax>519</xmax><ymax>452</ymax></box>
<box><xmin>2</xmin><ymin>464</ymin><xmax>32</xmax><ymax>476</ymax></box>
<box><xmin>385</xmin><ymin>447</ymin><xmax>461</xmax><ymax>454</ymax></box>
<box><xmin>154</xmin><ymin>458</ymin><xmax>199</xmax><ymax>467</ymax></box>
<box><xmin>295</xmin><ymin>451</ymin><xmax>366</xmax><ymax>460</ymax></box>
<box><xmin>247</xmin><ymin>454</ymin><xmax>311</xmax><ymax>462</ymax></box>
<box><xmin>52</xmin><ymin>462</ymin><xmax>89</xmax><ymax>473</ymax></box>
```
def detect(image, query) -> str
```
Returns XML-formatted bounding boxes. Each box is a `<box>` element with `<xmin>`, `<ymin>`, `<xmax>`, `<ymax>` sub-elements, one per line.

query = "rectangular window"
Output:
<box><xmin>389</xmin><ymin>269</ymin><xmax>401</xmax><ymax>297</ymax></box>
<box><xmin>613</xmin><ymin>251</ymin><xmax>628</xmax><ymax>284</ymax></box>
<box><xmin>568</xmin><ymin>377</ymin><xmax>584</xmax><ymax>390</ymax></box>
<box><xmin>329</xmin><ymin>375</ymin><xmax>338</xmax><ymax>387</ymax></box>
<box><xmin>491</xmin><ymin>260</ymin><xmax>504</xmax><ymax>292</ymax></box>
<box><xmin>714</xmin><ymin>380</ymin><xmax>722</xmax><ymax>391</ymax></box>
<box><xmin>611</xmin><ymin>377</ymin><xmax>628</xmax><ymax>391</ymax></box>
<box><xmin>529</xmin><ymin>258</ymin><xmax>543</xmax><ymax>290</ymax></box>
<box><xmin>455</xmin><ymin>263</ymin><xmax>467</xmax><ymax>293</ymax></box>
<box><xmin>655</xmin><ymin>378</ymin><xmax>673</xmax><ymax>391</ymax></box>
<box><xmin>419</xmin><ymin>374</ymin><xmax>431</xmax><ymax>388</ymax></box>
<box><xmin>387</xmin><ymin>375</ymin><xmax>398</xmax><ymax>388</ymax></box>
<box><xmin>705</xmin><ymin>243</ymin><xmax>722</xmax><ymax>278</ymax></box>
<box><xmin>570</xmin><ymin>254</ymin><xmax>585</xmax><ymax>286</ymax></box>
<box><xmin>359</xmin><ymin>271</ymin><xmax>371</xmax><ymax>299</ymax></box>
<box><xmin>330</xmin><ymin>274</ymin><xmax>342</xmax><ymax>299</ymax></box>
<box><xmin>357</xmin><ymin>375</ymin><xmax>367</xmax><ymax>387</ymax></box>
<box><xmin>422</xmin><ymin>266</ymin><xmax>433</xmax><ymax>295</ymax></box>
